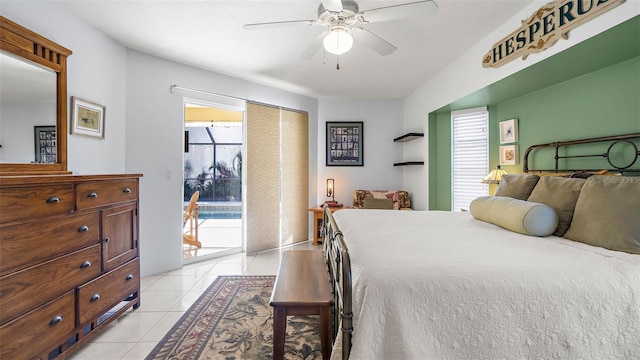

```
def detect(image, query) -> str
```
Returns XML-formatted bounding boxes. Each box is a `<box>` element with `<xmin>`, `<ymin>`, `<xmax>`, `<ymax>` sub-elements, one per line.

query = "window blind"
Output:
<box><xmin>245</xmin><ymin>103</ymin><xmax>309</xmax><ymax>254</ymax></box>
<box><xmin>452</xmin><ymin>107</ymin><xmax>488</xmax><ymax>211</ymax></box>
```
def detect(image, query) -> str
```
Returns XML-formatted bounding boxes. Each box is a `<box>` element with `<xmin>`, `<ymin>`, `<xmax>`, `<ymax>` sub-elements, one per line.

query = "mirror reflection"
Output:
<box><xmin>0</xmin><ymin>51</ymin><xmax>57</xmax><ymax>164</ymax></box>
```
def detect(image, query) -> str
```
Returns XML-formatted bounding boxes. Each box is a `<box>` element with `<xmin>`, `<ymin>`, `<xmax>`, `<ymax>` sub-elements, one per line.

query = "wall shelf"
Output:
<box><xmin>393</xmin><ymin>132</ymin><xmax>424</xmax><ymax>142</ymax></box>
<box><xmin>394</xmin><ymin>161</ymin><xmax>425</xmax><ymax>166</ymax></box>
<box><xmin>394</xmin><ymin>132</ymin><xmax>424</xmax><ymax>166</ymax></box>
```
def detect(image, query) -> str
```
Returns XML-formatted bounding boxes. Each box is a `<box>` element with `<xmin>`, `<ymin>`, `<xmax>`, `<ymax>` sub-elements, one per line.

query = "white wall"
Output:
<box><xmin>402</xmin><ymin>0</ymin><xmax>640</xmax><ymax>210</ymax></box>
<box><xmin>126</xmin><ymin>50</ymin><xmax>319</xmax><ymax>276</ymax></box>
<box><xmin>316</xmin><ymin>99</ymin><xmax>404</xmax><ymax>206</ymax></box>
<box><xmin>2</xmin><ymin>0</ymin><xmax>128</xmax><ymax>175</ymax></box>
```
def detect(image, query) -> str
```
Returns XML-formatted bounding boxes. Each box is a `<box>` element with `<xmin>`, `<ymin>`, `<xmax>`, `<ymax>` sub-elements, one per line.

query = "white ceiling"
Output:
<box><xmin>59</xmin><ymin>0</ymin><xmax>532</xmax><ymax>99</ymax></box>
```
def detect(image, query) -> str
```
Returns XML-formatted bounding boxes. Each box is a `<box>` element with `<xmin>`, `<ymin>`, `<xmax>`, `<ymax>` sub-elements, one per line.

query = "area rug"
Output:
<box><xmin>146</xmin><ymin>275</ymin><xmax>322</xmax><ymax>360</ymax></box>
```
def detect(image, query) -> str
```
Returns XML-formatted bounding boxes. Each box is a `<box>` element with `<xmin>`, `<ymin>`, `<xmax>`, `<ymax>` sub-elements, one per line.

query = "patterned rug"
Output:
<box><xmin>146</xmin><ymin>275</ymin><xmax>322</xmax><ymax>360</ymax></box>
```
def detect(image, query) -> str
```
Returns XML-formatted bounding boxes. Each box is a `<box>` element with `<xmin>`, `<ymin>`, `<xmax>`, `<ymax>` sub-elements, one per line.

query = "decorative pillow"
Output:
<box><xmin>527</xmin><ymin>176</ymin><xmax>586</xmax><ymax>236</ymax></box>
<box><xmin>363</xmin><ymin>198</ymin><xmax>394</xmax><ymax>209</ymax></box>
<box><xmin>564</xmin><ymin>176</ymin><xmax>640</xmax><ymax>255</ymax></box>
<box><xmin>470</xmin><ymin>196</ymin><xmax>558</xmax><ymax>237</ymax></box>
<box><xmin>369</xmin><ymin>190</ymin><xmax>398</xmax><ymax>209</ymax></box>
<box><xmin>495</xmin><ymin>174</ymin><xmax>540</xmax><ymax>200</ymax></box>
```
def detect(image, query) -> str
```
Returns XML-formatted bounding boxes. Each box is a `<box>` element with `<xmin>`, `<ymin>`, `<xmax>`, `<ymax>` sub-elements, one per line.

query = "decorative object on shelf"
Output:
<box><xmin>499</xmin><ymin>118</ymin><xmax>518</xmax><ymax>144</ymax></box>
<box><xmin>71</xmin><ymin>96</ymin><xmax>106</xmax><ymax>138</ymax></box>
<box><xmin>482</xmin><ymin>165</ymin><xmax>507</xmax><ymax>184</ymax></box>
<box><xmin>500</xmin><ymin>145</ymin><xmax>519</xmax><ymax>165</ymax></box>
<box><xmin>326</xmin><ymin>121</ymin><xmax>363</xmax><ymax>166</ymax></box>
<box><xmin>34</xmin><ymin>126</ymin><xmax>57</xmax><ymax>164</ymax></box>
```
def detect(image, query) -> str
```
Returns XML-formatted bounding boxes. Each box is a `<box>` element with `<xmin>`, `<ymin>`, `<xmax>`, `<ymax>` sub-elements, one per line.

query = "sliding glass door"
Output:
<box><xmin>183</xmin><ymin>101</ymin><xmax>243</xmax><ymax>262</ymax></box>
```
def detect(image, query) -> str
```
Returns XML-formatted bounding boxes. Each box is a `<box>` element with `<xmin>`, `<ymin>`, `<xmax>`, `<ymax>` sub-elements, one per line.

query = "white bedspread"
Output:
<box><xmin>332</xmin><ymin>209</ymin><xmax>640</xmax><ymax>360</ymax></box>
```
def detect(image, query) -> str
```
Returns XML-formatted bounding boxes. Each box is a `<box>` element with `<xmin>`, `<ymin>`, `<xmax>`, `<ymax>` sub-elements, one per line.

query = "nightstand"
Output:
<box><xmin>309</xmin><ymin>206</ymin><xmax>345</xmax><ymax>246</ymax></box>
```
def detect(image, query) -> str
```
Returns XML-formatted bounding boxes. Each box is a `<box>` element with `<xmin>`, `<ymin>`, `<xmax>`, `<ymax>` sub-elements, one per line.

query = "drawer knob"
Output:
<box><xmin>78</xmin><ymin>225</ymin><xmax>90</xmax><ymax>232</ymax></box>
<box><xmin>49</xmin><ymin>315</ymin><xmax>63</xmax><ymax>326</ymax></box>
<box><xmin>90</xmin><ymin>294</ymin><xmax>101</xmax><ymax>302</ymax></box>
<box><xmin>104</xmin><ymin>237</ymin><xmax>110</xmax><ymax>244</ymax></box>
<box><xmin>88</xmin><ymin>192</ymin><xmax>98</xmax><ymax>198</ymax></box>
<box><xmin>46</xmin><ymin>196</ymin><xmax>61</xmax><ymax>204</ymax></box>
<box><xmin>123</xmin><ymin>188</ymin><xmax>131</xmax><ymax>193</ymax></box>
<box><xmin>126</xmin><ymin>274</ymin><xmax>134</xmax><ymax>281</ymax></box>
<box><xmin>80</xmin><ymin>260</ymin><xmax>92</xmax><ymax>268</ymax></box>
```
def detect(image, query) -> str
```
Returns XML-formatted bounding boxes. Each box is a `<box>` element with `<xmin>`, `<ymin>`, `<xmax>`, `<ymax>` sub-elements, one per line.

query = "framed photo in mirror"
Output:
<box><xmin>71</xmin><ymin>96</ymin><xmax>105</xmax><ymax>138</ymax></box>
<box><xmin>34</xmin><ymin>126</ymin><xmax>57</xmax><ymax>164</ymax></box>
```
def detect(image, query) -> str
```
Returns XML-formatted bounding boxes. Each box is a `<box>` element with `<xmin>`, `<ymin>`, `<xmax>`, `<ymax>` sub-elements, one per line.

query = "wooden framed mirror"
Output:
<box><xmin>0</xmin><ymin>16</ymin><xmax>72</xmax><ymax>175</ymax></box>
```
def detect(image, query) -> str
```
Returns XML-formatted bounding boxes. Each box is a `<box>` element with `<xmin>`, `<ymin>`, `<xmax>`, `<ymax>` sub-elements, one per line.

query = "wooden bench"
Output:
<box><xmin>270</xmin><ymin>250</ymin><xmax>333</xmax><ymax>360</ymax></box>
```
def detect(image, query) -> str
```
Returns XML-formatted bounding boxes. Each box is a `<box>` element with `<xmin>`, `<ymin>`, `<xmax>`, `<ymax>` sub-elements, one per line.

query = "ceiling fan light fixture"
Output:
<box><xmin>323</xmin><ymin>26</ymin><xmax>353</xmax><ymax>55</ymax></box>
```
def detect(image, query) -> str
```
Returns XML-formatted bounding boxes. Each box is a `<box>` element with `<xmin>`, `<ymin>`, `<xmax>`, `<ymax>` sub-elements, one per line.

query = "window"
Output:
<box><xmin>451</xmin><ymin>107</ymin><xmax>489</xmax><ymax>211</ymax></box>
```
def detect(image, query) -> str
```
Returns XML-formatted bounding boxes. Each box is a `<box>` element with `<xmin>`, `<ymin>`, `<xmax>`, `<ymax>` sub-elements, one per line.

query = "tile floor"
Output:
<box><xmin>68</xmin><ymin>241</ymin><xmax>318</xmax><ymax>360</ymax></box>
<box><xmin>183</xmin><ymin>219</ymin><xmax>243</xmax><ymax>261</ymax></box>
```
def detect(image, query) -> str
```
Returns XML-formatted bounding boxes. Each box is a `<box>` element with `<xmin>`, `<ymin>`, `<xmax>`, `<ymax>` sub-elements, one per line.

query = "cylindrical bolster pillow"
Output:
<box><xmin>470</xmin><ymin>196</ymin><xmax>559</xmax><ymax>236</ymax></box>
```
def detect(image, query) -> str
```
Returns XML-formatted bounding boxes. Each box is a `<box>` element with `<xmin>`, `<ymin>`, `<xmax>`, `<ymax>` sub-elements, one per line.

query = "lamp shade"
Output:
<box><xmin>323</xmin><ymin>26</ymin><xmax>353</xmax><ymax>55</ymax></box>
<box><xmin>482</xmin><ymin>166</ymin><xmax>507</xmax><ymax>184</ymax></box>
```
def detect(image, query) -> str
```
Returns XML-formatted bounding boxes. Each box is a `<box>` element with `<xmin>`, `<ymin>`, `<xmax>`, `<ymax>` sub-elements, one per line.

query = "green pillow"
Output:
<box><xmin>495</xmin><ymin>174</ymin><xmax>540</xmax><ymax>200</ymax></box>
<box><xmin>564</xmin><ymin>176</ymin><xmax>640</xmax><ymax>254</ymax></box>
<box><xmin>363</xmin><ymin>198</ymin><xmax>394</xmax><ymax>209</ymax></box>
<box><xmin>527</xmin><ymin>176</ymin><xmax>586</xmax><ymax>236</ymax></box>
<box><xmin>470</xmin><ymin>196</ymin><xmax>558</xmax><ymax>237</ymax></box>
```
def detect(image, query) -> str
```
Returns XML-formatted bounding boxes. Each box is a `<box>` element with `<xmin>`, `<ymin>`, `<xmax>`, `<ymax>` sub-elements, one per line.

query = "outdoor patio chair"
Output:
<box><xmin>183</xmin><ymin>191</ymin><xmax>202</xmax><ymax>248</ymax></box>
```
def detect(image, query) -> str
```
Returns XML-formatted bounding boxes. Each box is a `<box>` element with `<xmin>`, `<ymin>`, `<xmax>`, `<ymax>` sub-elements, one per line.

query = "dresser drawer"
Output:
<box><xmin>78</xmin><ymin>258</ymin><xmax>139</xmax><ymax>324</ymax></box>
<box><xmin>0</xmin><ymin>212</ymin><xmax>99</xmax><ymax>274</ymax></box>
<box><xmin>0</xmin><ymin>291</ymin><xmax>76</xmax><ymax>359</ymax></box>
<box><xmin>0</xmin><ymin>185</ymin><xmax>74</xmax><ymax>224</ymax></box>
<box><xmin>0</xmin><ymin>245</ymin><xmax>101</xmax><ymax>325</ymax></box>
<box><xmin>76</xmin><ymin>180</ymin><xmax>138</xmax><ymax>210</ymax></box>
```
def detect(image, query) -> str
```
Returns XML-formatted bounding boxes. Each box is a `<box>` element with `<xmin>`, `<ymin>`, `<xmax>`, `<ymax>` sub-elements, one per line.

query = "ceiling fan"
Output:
<box><xmin>243</xmin><ymin>0</ymin><xmax>438</xmax><ymax>62</ymax></box>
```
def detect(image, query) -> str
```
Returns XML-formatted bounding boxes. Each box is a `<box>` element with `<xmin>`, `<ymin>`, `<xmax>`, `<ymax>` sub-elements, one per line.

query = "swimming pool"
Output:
<box><xmin>199</xmin><ymin>211</ymin><xmax>242</xmax><ymax>220</ymax></box>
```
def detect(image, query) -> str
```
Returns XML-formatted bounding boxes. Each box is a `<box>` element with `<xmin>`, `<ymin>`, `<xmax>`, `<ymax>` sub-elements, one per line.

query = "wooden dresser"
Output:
<box><xmin>0</xmin><ymin>174</ymin><xmax>142</xmax><ymax>359</ymax></box>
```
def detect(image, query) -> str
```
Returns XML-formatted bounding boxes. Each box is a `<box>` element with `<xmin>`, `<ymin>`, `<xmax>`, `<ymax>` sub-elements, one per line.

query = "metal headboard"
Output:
<box><xmin>523</xmin><ymin>133</ymin><xmax>640</xmax><ymax>174</ymax></box>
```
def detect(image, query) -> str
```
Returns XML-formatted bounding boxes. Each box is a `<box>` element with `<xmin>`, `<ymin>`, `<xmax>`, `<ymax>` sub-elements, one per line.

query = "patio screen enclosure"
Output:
<box><xmin>184</xmin><ymin>123</ymin><xmax>242</xmax><ymax>202</ymax></box>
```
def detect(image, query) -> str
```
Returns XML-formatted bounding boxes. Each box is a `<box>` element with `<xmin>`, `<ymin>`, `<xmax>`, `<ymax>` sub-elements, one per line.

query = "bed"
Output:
<box><xmin>323</xmin><ymin>133</ymin><xmax>640</xmax><ymax>360</ymax></box>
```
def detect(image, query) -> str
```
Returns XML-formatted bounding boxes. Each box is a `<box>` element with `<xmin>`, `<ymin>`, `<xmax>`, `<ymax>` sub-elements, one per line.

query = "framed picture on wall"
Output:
<box><xmin>326</xmin><ymin>121</ymin><xmax>363</xmax><ymax>166</ymax></box>
<box><xmin>71</xmin><ymin>96</ymin><xmax>106</xmax><ymax>138</ymax></box>
<box><xmin>34</xmin><ymin>125</ymin><xmax>57</xmax><ymax>163</ymax></box>
<box><xmin>499</xmin><ymin>145</ymin><xmax>519</xmax><ymax>165</ymax></box>
<box><xmin>499</xmin><ymin>118</ymin><xmax>518</xmax><ymax>144</ymax></box>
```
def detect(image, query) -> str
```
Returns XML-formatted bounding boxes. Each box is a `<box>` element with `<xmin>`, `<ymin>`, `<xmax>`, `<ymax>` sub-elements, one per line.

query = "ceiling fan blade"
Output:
<box><xmin>321</xmin><ymin>0</ymin><xmax>344</xmax><ymax>12</ymax></box>
<box><xmin>243</xmin><ymin>19</ymin><xmax>316</xmax><ymax>30</ymax></box>
<box><xmin>360</xmin><ymin>1</ymin><xmax>438</xmax><ymax>23</ymax></box>
<box><xmin>299</xmin><ymin>31</ymin><xmax>328</xmax><ymax>60</ymax></box>
<box><xmin>352</xmin><ymin>28</ymin><xmax>396</xmax><ymax>56</ymax></box>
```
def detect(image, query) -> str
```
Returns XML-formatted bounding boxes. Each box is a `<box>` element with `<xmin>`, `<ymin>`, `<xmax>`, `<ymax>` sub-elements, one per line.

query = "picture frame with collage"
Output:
<box><xmin>34</xmin><ymin>125</ymin><xmax>57</xmax><ymax>163</ymax></box>
<box><xmin>326</xmin><ymin>121</ymin><xmax>363</xmax><ymax>166</ymax></box>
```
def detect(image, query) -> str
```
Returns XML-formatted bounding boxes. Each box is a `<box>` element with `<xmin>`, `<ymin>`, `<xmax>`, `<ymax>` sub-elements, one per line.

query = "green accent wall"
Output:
<box><xmin>429</xmin><ymin>16</ymin><xmax>640</xmax><ymax>211</ymax></box>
